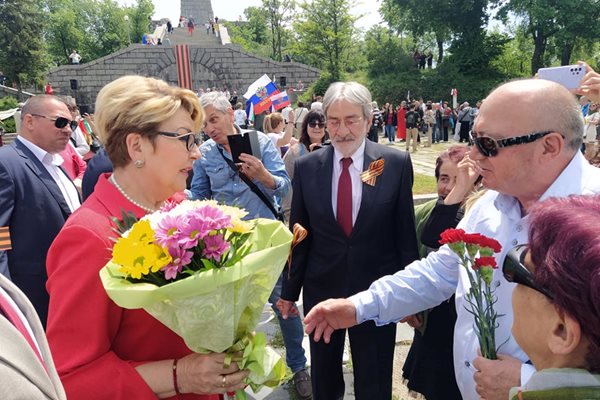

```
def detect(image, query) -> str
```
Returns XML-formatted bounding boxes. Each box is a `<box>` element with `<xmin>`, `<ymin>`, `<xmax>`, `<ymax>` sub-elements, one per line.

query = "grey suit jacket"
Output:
<box><xmin>0</xmin><ymin>274</ymin><xmax>66</xmax><ymax>400</ymax></box>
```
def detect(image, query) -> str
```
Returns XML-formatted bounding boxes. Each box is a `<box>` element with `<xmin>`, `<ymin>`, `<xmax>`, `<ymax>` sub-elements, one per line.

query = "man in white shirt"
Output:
<box><xmin>0</xmin><ymin>95</ymin><xmax>81</xmax><ymax>326</ymax></box>
<box><xmin>302</xmin><ymin>78</ymin><xmax>600</xmax><ymax>400</ymax></box>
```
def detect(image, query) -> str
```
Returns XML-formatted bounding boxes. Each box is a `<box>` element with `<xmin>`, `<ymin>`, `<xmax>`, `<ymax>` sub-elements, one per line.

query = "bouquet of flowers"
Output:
<box><xmin>439</xmin><ymin>228</ymin><xmax>502</xmax><ymax>359</ymax></box>
<box><xmin>99</xmin><ymin>200</ymin><xmax>293</xmax><ymax>398</ymax></box>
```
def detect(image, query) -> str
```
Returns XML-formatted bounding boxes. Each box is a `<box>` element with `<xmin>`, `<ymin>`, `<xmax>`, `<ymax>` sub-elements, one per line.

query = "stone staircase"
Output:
<box><xmin>168</xmin><ymin>26</ymin><xmax>221</xmax><ymax>46</ymax></box>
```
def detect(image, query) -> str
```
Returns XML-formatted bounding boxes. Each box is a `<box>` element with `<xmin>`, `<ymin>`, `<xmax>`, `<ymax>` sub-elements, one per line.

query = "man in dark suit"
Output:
<box><xmin>278</xmin><ymin>82</ymin><xmax>419</xmax><ymax>399</ymax></box>
<box><xmin>0</xmin><ymin>95</ymin><xmax>80</xmax><ymax>326</ymax></box>
<box><xmin>0</xmin><ymin>272</ymin><xmax>66</xmax><ymax>399</ymax></box>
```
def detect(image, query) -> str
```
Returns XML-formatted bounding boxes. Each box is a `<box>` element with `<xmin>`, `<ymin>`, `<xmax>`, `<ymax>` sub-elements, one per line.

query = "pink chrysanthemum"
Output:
<box><xmin>155</xmin><ymin>214</ymin><xmax>189</xmax><ymax>249</ymax></box>
<box><xmin>202</xmin><ymin>234</ymin><xmax>230</xmax><ymax>262</ymax></box>
<box><xmin>161</xmin><ymin>246</ymin><xmax>194</xmax><ymax>280</ymax></box>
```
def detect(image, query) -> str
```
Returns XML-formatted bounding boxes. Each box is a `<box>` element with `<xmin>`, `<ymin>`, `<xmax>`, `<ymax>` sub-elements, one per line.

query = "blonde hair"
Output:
<box><xmin>95</xmin><ymin>75</ymin><xmax>203</xmax><ymax>168</ymax></box>
<box><xmin>262</xmin><ymin>112</ymin><xmax>284</xmax><ymax>133</ymax></box>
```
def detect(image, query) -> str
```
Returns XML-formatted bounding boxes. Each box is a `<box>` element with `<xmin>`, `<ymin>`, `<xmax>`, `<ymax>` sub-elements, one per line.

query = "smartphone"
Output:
<box><xmin>537</xmin><ymin>64</ymin><xmax>587</xmax><ymax>90</ymax></box>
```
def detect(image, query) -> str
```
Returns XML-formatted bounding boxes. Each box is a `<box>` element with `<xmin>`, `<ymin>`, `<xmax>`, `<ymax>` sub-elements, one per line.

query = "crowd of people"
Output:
<box><xmin>0</xmin><ymin>62</ymin><xmax>600</xmax><ymax>400</ymax></box>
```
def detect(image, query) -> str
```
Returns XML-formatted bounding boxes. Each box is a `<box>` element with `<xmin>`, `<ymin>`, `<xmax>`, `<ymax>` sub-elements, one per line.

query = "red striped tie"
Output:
<box><xmin>337</xmin><ymin>158</ymin><xmax>353</xmax><ymax>237</ymax></box>
<box><xmin>0</xmin><ymin>292</ymin><xmax>47</xmax><ymax>372</ymax></box>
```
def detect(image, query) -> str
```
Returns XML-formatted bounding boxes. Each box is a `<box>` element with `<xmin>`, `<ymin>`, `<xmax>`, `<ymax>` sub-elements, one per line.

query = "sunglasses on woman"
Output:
<box><xmin>472</xmin><ymin>131</ymin><xmax>553</xmax><ymax>157</ymax></box>
<box><xmin>31</xmin><ymin>114</ymin><xmax>78</xmax><ymax>131</ymax></box>
<box><xmin>503</xmin><ymin>245</ymin><xmax>554</xmax><ymax>300</ymax></box>
<box><xmin>158</xmin><ymin>131</ymin><xmax>202</xmax><ymax>151</ymax></box>
<box><xmin>308</xmin><ymin>121</ymin><xmax>326</xmax><ymax>128</ymax></box>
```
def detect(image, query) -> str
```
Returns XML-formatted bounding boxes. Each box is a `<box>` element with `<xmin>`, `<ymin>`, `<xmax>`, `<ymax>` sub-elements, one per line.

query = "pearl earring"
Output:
<box><xmin>134</xmin><ymin>159</ymin><xmax>145</xmax><ymax>168</ymax></box>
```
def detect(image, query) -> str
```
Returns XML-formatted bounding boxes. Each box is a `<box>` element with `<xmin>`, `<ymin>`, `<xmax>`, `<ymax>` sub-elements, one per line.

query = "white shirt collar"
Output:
<box><xmin>17</xmin><ymin>135</ymin><xmax>64</xmax><ymax>166</ymax></box>
<box><xmin>333</xmin><ymin>138</ymin><xmax>366</xmax><ymax>171</ymax></box>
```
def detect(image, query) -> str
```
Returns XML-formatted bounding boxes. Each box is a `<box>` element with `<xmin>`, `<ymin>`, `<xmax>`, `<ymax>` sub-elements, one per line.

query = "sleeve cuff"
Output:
<box><xmin>349</xmin><ymin>290</ymin><xmax>379</xmax><ymax>324</ymax></box>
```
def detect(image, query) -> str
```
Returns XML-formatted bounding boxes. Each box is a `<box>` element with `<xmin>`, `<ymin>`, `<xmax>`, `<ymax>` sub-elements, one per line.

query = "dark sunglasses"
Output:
<box><xmin>472</xmin><ymin>131</ymin><xmax>553</xmax><ymax>157</ymax></box>
<box><xmin>158</xmin><ymin>131</ymin><xmax>202</xmax><ymax>151</ymax></box>
<box><xmin>31</xmin><ymin>114</ymin><xmax>78</xmax><ymax>131</ymax></box>
<box><xmin>308</xmin><ymin>121</ymin><xmax>326</xmax><ymax>128</ymax></box>
<box><xmin>503</xmin><ymin>245</ymin><xmax>554</xmax><ymax>300</ymax></box>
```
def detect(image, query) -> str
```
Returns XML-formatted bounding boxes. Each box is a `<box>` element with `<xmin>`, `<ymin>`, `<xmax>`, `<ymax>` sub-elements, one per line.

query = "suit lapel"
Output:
<box><xmin>353</xmin><ymin>140</ymin><xmax>380</xmax><ymax>236</ymax></box>
<box><xmin>13</xmin><ymin>141</ymin><xmax>72</xmax><ymax>217</ymax></box>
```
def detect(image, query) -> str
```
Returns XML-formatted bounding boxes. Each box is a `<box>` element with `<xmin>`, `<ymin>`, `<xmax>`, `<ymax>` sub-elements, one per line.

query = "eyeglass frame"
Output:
<box><xmin>307</xmin><ymin>121</ymin><xmax>326</xmax><ymax>128</ymax></box>
<box><xmin>326</xmin><ymin>116</ymin><xmax>364</xmax><ymax>132</ymax></box>
<box><xmin>503</xmin><ymin>244</ymin><xmax>555</xmax><ymax>300</ymax></box>
<box><xmin>30</xmin><ymin>114</ymin><xmax>78</xmax><ymax>131</ymax></box>
<box><xmin>472</xmin><ymin>130</ymin><xmax>554</xmax><ymax>157</ymax></box>
<box><xmin>157</xmin><ymin>131</ymin><xmax>202</xmax><ymax>151</ymax></box>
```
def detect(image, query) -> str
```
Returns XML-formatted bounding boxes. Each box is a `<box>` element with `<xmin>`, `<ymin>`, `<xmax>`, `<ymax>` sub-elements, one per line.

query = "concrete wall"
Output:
<box><xmin>47</xmin><ymin>44</ymin><xmax>320</xmax><ymax>112</ymax></box>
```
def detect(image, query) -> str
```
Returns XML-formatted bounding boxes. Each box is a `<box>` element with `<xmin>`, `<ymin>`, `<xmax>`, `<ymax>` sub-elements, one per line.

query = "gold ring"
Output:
<box><xmin>221</xmin><ymin>375</ymin><xmax>227</xmax><ymax>388</ymax></box>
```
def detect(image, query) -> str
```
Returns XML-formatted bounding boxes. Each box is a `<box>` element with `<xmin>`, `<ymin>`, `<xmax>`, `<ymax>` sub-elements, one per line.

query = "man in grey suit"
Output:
<box><xmin>0</xmin><ymin>272</ymin><xmax>66</xmax><ymax>399</ymax></box>
<box><xmin>0</xmin><ymin>95</ymin><xmax>80</xmax><ymax>326</ymax></box>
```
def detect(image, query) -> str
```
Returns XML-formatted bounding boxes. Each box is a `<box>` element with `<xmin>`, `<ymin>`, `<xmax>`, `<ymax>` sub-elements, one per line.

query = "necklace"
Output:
<box><xmin>109</xmin><ymin>174</ymin><xmax>158</xmax><ymax>213</ymax></box>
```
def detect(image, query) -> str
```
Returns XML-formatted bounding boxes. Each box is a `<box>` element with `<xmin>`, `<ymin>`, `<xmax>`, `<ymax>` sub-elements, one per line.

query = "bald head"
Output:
<box><xmin>481</xmin><ymin>79</ymin><xmax>583</xmax><ymax>151</ymax></box>
<box><xmin>21</xmin><ymin>95</ymin><xmax>68</xmax><ymax>120</ymax></box>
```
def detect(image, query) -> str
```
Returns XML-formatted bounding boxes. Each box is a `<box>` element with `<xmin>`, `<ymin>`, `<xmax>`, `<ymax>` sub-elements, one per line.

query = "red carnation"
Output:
<box><xmin>463</xmin><ymin>233</ymin><xmax>502</xmax><ymax>253</ymax></box>
<box><xmin>439</xmin><ymin>228</ymin><xmax>466</xmax><ymax>245</ymax></box>
<box><xmin>474</xmin><ymin>256</ymin><xmax>497</xmax><ymax>270</ymax></box>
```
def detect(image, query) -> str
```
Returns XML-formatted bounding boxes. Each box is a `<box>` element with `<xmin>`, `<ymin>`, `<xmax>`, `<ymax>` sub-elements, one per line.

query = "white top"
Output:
<box><xmin>350</xmin><ymin>151</ymin><xmax>600</xmax><ymax>400</ymax></box>
<box><xmin>584</xmin><ymin>111</ymin><xmax>599</xmax><ymax>144</ymax></box>
<box><xmin>17</xmin><ymin>136</ymin><xmax>81</xmax><ymax>212</ymax></box>
<box><xmin>331</xmin><ymin>139</ymin><xmax>366</xmax><ymax>226</ymax></box>
<box><xmin>310</xmin><ymin>101</ymin><xmax>323</xmax><ymax>111</ymax></box>
<box><xmin>70</xmin><ymin>126</ymin><xmax>90</xmax><ymax>156</ymax></box>
<box><xmin>233</xmin><ymin>109</ymin><xmax>247</xmax><ymax>127</ymax></box>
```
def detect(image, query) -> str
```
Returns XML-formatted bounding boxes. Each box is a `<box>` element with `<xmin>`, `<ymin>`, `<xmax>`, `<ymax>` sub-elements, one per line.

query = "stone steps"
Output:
<box><xmin>168</xmin><ymin>26</ymin><xmax>220</xmax><ymax>46</ymax></box>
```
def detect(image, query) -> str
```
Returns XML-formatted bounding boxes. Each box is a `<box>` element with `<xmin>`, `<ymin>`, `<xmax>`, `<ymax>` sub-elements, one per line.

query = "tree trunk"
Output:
<box><xmin>560</xmin><ymin>40</ymin><xmax>574</xmax><ymax>66</ymax></box>
<box><xmin>436</xmin><ymin>36</ymin><xmax>444</xmax><ymax>64</ymax></box>
<box><xmin>531</xmin><ymin>31</ymin><xmax>547</xmax><ymax>75</ymax></box>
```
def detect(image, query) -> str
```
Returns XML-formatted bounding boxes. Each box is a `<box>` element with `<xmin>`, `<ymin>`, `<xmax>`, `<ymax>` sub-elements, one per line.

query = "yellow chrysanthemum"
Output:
<box><xmin>112</xmin><ymin>220</ymin><xmax>172</xmax><ymax>279</ymax></box>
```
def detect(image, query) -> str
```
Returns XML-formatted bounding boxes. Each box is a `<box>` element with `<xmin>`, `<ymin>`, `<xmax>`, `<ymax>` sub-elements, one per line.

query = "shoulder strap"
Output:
<box><xmin>216</xmin><ymin>146</ymin><xmax>280</xmax><ymax>219</ymax></box>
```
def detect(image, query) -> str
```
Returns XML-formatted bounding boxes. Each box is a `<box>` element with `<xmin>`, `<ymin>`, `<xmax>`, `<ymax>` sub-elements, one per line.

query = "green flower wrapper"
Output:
<box><xmin>99</xmin><ymin>218</ymin><xmax>292</xmax><ymax>397</ymax></box>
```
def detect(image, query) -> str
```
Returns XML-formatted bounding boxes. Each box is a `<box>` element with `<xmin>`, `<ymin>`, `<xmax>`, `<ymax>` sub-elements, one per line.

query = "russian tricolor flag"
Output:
<box><xmin>270</xmin><ymin>91</ymin><xmax>290</xmax><ymax>111</ymax></box>
<box><xmin>243</xmin><ymin>74</ymin><xmax>280</xmax><ymax>114</ymax></box>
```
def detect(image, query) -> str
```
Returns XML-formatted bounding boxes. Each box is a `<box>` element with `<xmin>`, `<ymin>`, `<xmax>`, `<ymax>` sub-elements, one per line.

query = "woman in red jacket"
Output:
<box><xmin>46</xmin><ymin>75</ymin><xmax>248</xmax><ymax>400</ymax></box>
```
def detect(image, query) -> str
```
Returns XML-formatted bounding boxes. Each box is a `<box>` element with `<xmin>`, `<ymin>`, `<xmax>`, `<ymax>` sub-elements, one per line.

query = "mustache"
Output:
<box><xmin>334</xmin><ymin>135</ymin><xmax>355</xmax><ymax>143</ymax></box>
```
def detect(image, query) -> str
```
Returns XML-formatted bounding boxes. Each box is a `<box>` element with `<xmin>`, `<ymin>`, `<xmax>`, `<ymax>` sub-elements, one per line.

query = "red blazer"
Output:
<box><xmin>59</xmin><ymin>143</ymin><xmax>86</xmax><ymax>181</ymax></box>
<box><xmin>46</xmin><ymin>174</ymin><xmax>219</xmax><ymax>400</ymax></box>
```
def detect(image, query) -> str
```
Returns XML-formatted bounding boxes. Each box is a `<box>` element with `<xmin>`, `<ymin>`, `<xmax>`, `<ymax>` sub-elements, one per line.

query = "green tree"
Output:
<box><xmin>126</xmin><ymin>0</ymin><xmax>154</xmax><ymax>44</ymax></box>
<box><xmin>0</xmin><ymin>0</ymin><xmax>49</xmax><ymax>97</ymax></box>
<box><xmin>226</xmin><ymin>7</ymin><xmax>271</xmax><ymax>58</ymax></box>
<box><xmin>292</xmin><ymin>0</ymin><xmax>357</xmax><ymax>81</ymax></box>
<box><xmin>380</xmin><ymin>0</ymin><xmax>453</xmax><ymax>63</ymax></box>
<box><xmin>262</xmin><ymin>0</ymin><xmax>295</xmax><ymax>62</ymax></box>
<box><xmin>495</xmin><ymin>0</ymin><xmax>600</xmax><ymax>73</ymax></box>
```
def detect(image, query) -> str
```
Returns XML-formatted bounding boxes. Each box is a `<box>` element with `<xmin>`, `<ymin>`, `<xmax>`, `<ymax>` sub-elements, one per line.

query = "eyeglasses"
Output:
<box><xmin>326</xmin><ymin>116</ymin><xmax>363</xmax><ymax>131</ymax></box>
<box><xmin>503</xmin><ymin>245</ymin><xmax>554</xmax><ymax>300</ymax></box>
<box><xmin>472</xmin><ymin>131</ymin><xmax>553</xmax><ymax>157</ymax></box>
<box><xmin>308</xmin><ymin>121</ymin><xmax>326</xmax><ymax>128</ymax></box>
<box><xmin>158</xmin><ymin>131</ymin><xmax>202</xmax><ymax>151</ymax></box>
<box><xmin>30</xmin><ymin>114</ymin><xmax>78</xmax><ymax>131</ymax></box>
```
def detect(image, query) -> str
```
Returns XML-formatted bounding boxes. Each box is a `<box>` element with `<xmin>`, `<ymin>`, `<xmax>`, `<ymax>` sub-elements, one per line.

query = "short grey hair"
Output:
<box><xmin>199</xmin><ymin>91</ymin><xmax>232</xmax><ymax>113</ymax></box>
<box><xmin>323</xmin><ymin>82</ymin><xmax>373</xmax><ymax>120</ymax></box>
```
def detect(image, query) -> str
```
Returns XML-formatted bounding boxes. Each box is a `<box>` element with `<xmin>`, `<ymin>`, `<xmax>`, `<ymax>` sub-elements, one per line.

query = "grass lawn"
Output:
<box><xmin>413</xmin><ymin>173</ymin><xmax>437</xmax><ymax>195</ymax></box>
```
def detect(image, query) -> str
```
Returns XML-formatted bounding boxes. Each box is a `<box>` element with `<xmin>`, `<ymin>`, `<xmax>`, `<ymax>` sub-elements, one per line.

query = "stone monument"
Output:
<box><xmin>181</xmin><ymin>0</ymin><xmax>213</xmax><ymax>24</ymax></box>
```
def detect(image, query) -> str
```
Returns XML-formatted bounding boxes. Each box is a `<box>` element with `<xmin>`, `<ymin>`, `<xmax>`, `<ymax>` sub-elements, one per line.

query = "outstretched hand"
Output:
<box><xmin>304</xmin><ymin>298</ymin><xmax>358</xmax><ymax>343</ymax></box>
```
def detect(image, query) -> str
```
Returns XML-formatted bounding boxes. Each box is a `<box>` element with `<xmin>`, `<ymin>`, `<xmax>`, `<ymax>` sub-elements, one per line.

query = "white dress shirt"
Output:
<box><xmin>331</xmin><ymin>139</ymin><xmax>365</xmax><ymax>226</ymax></box>
<box><xmin>17</xmin><ymin>136</ymin><xmax>81</xmax><ymax>212</ymax></box>
<box><xmin>350</xmin><ymin>151</ymin><xmax>600</xmax><ymax>400</ymax></box>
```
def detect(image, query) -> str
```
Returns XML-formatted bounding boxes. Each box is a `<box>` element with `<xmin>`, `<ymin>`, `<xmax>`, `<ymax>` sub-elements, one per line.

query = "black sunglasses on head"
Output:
<box><xmin>31</xmin><ymin>114</ymin><xmax>78</xmax><ymax>131</ymax></box>
<box><xmin>503</xmin><ymin>245</ymin><xmax>554</xmax><ymax>300</ymax></box>
<box><xmin>158</xmin><ymin>131</ymin><xmax>202</xmax><ymax>151</ymax></box>
<box><xmin>472</xmin><ymin>131</ymin><xmax>553</xmax><ymax>157</ymax></box>
<box><xmin>308</xmin><ymin>121</ymin><xmax>326</xmax><ymax>128</ymax></box>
